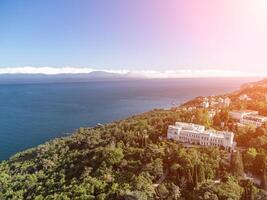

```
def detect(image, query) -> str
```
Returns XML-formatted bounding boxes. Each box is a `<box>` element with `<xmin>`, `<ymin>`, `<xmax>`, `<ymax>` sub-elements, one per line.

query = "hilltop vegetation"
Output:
<box><xmin>0</xmin><ymin>109</ymin><xmax>225</xmax><ymax>199</ymax></box>
<box><xmin>1</xmin><ymin>79</ymin><xmax>267</xmax><ymax>199</ymax></box>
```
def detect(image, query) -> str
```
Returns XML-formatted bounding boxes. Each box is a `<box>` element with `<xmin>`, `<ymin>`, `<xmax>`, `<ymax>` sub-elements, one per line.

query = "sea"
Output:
<box><xmin>0</xmin><ymin>78</ymin><xmax>260</xmax><ymax>160</ymax></box>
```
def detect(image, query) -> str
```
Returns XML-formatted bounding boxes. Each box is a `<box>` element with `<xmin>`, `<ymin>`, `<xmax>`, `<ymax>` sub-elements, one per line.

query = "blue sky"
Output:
<box><xmin>0</xmin><ymin>0</ymin><xmax>267</xmax><ymax>75</ymax></box>
<box><xmin>0</xmin><ymin>0</ymin><xmax>187</xmax><ymax>70</ymax></box>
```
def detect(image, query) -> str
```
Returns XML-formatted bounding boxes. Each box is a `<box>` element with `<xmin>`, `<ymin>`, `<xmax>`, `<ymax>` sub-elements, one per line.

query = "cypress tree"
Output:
<box><xmin>193</xmin><ymin>165</ymin><xmax>198</xmax><ymax>189</ymax></box>
<box><xmin>230</xmin><ymin>150</ymin><xmax>244</xmax><ymax>177</ymax></box>
<box><xmin>261</xmin><ymin>169</ymin><xmax>267</xmax><ymax>190</ymax></box>
<box><xmin>198</xmin><ymin>164</ymin><xmax>206</xmax><ymax>183</ymax></box>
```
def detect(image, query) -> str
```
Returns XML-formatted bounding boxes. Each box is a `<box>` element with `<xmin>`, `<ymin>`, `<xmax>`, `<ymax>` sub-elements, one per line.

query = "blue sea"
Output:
<box><xmin>0</xmin><ymin>78</ymin><xmax>259</xmax><ymax>160</ymax></box>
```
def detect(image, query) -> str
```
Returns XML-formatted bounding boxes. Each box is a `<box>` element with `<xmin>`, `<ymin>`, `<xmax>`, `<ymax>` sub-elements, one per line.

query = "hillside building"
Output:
<box><xmin>201</xmin><ymin>97</ymin><xmax>231</xmax><ymax>108</ymax></box>
<box><xmin>230</xmin><ymin>110</ymin><xmax>267</xmax><ymax>127</ymax></box>
<box><xmin>239</xmin><ymin>94</ymin><xmax>252</xmax><ymax>101</ymax></box>
<box><xmin>240</xmin><ymin>115</ymin><xmax>267</xmax><ymax>127</ymax></box>
<box><xmin>167</xmin><ymin>122</ymin><xmax>235</xmax><ymax>150</ymax></box>
<box><xmin>229</xmin><ymin>110</ymin><xmax>259</xmax><ymax>120</ymax></box>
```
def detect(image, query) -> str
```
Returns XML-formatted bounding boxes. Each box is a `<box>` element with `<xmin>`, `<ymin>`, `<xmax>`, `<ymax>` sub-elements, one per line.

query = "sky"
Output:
<box><xmin>0</xmin><ymin>0</ymin><xmax>267</xmax><ymax>76</ymax></box>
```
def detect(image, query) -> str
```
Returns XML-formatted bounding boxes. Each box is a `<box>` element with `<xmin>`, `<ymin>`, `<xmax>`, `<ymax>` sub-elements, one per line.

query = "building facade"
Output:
<box><xmin>201</xmin><ymin>96</ymin><xmax>231</xmax><ymax>108</ymax></box>
<box><xmin>229</xmin><ymin>110</ymin><xmax>259</xmax><ymax>121</ymax></box>
<box><xmin>239</xmin><ymin>94</ymin><xmax>252</xmax><ymax>101</ymax></box>
<box><xmin>167</xmin><ymin>122</ymin><xmax>235</xmax><ymax>150</ymax></box>
<box><xmin>230</xmin><ymin>110</ymin><xmax>267</xmax><ymax>127</ymax></box>
<box><xmin>240</xmin><ymin>115</ymin><xmax>267</xmax><ymax>127</ymax></box>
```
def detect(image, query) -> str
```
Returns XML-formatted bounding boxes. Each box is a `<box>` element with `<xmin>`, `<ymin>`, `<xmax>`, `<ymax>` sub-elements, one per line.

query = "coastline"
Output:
<box><xmin>1</xmin><ymin>78</ymin><xmax>267</xmax><ymax>199</ymax></box>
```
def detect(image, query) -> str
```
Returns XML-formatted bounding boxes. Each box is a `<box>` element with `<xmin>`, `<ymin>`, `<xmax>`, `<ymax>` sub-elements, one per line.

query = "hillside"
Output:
<box><xmin>1</xmin><ymin>79</ymin><xmax>267</xmax><ymax>199</ymax></box>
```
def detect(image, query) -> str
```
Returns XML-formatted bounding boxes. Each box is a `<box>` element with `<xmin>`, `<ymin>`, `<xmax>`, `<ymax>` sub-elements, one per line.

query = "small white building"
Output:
<box><xmin>201</xmin><ymin>101</ymin><xmax>210</xmax><ymax>108</ymax></box>
<box><xmin>208</xmin><ymin>110</ymin><xmax>217</xmax><ymax>119</ymax></box>
<box><xmin>229</xmin><ymin>110</ymin><xmax>259</xmax><ymax>121</ymax></box>
<box><xmin>218</xmin><ymin>97</ymin><xmax>224</xmax><ymax>104</ymax></box>
<box><xmin>224</xmin><ymin>97</ymin><xmax>231</xmax><ymax>107</ymax></box>
<box><xmin>240</xmin><ymin>115</ymin><xmax>267</xmax><ymax>127</ymax></box>
<box><xmin>167</xmin><ymin>122</ymin><xmax>235</xmax><ymax>150</ymax></box>
<box><xmin>239</xmin><ymin>94</ymin><xmax>251</xmax><ymax>101</ymax></box>
<box><xmin>230</xmin><ymin>110</ymin><xmax>267</xmax><ymax>127</ymax></box>
<box><xmin>203</xmin><ymin>97</ymin><xmax>231</xmax><ymax>108</ymax></box>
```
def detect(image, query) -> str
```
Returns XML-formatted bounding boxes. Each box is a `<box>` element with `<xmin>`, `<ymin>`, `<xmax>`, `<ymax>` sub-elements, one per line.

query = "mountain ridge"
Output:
<box><xmin>0</xmin><ymin>71</ymin><xmax>143</xmax><ymax>84</ymax></box>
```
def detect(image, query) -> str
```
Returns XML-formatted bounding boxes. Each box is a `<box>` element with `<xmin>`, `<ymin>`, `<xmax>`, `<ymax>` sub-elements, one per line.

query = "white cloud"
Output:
<box><xmin>0</xmin><ymin>66</ymin><xmax>264</xmax><ymax>78</ymax></box>
<box><xmin>130</xmin><ymin>69</ymin><xmax>264</xmax><ymax>78</ymax></box>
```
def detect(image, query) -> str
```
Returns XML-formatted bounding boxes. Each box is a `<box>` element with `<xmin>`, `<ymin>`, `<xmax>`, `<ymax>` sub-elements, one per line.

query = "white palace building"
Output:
<box><xmin>167</xmin><ymin>122</ymin><xmax>235</xmax><ymax>150</ymax></box>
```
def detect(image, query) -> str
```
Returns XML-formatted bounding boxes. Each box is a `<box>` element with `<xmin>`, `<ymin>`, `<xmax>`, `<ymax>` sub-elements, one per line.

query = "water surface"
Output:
<box><xmin>0</xmin><ymin>78</ymin><xmax>259</xmax><ymax>160</ymax></box>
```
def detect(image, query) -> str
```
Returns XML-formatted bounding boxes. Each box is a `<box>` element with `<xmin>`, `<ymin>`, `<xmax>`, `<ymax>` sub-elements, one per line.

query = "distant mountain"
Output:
<box><xmin>85</xmin><ymin>71</ymin><xmax>124</xmax><ymax>78</ymax></box>
<box><xmin>0</xmin><ymin>71</ymin><xmax>143</xmax><ymax>84</ymax></box>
